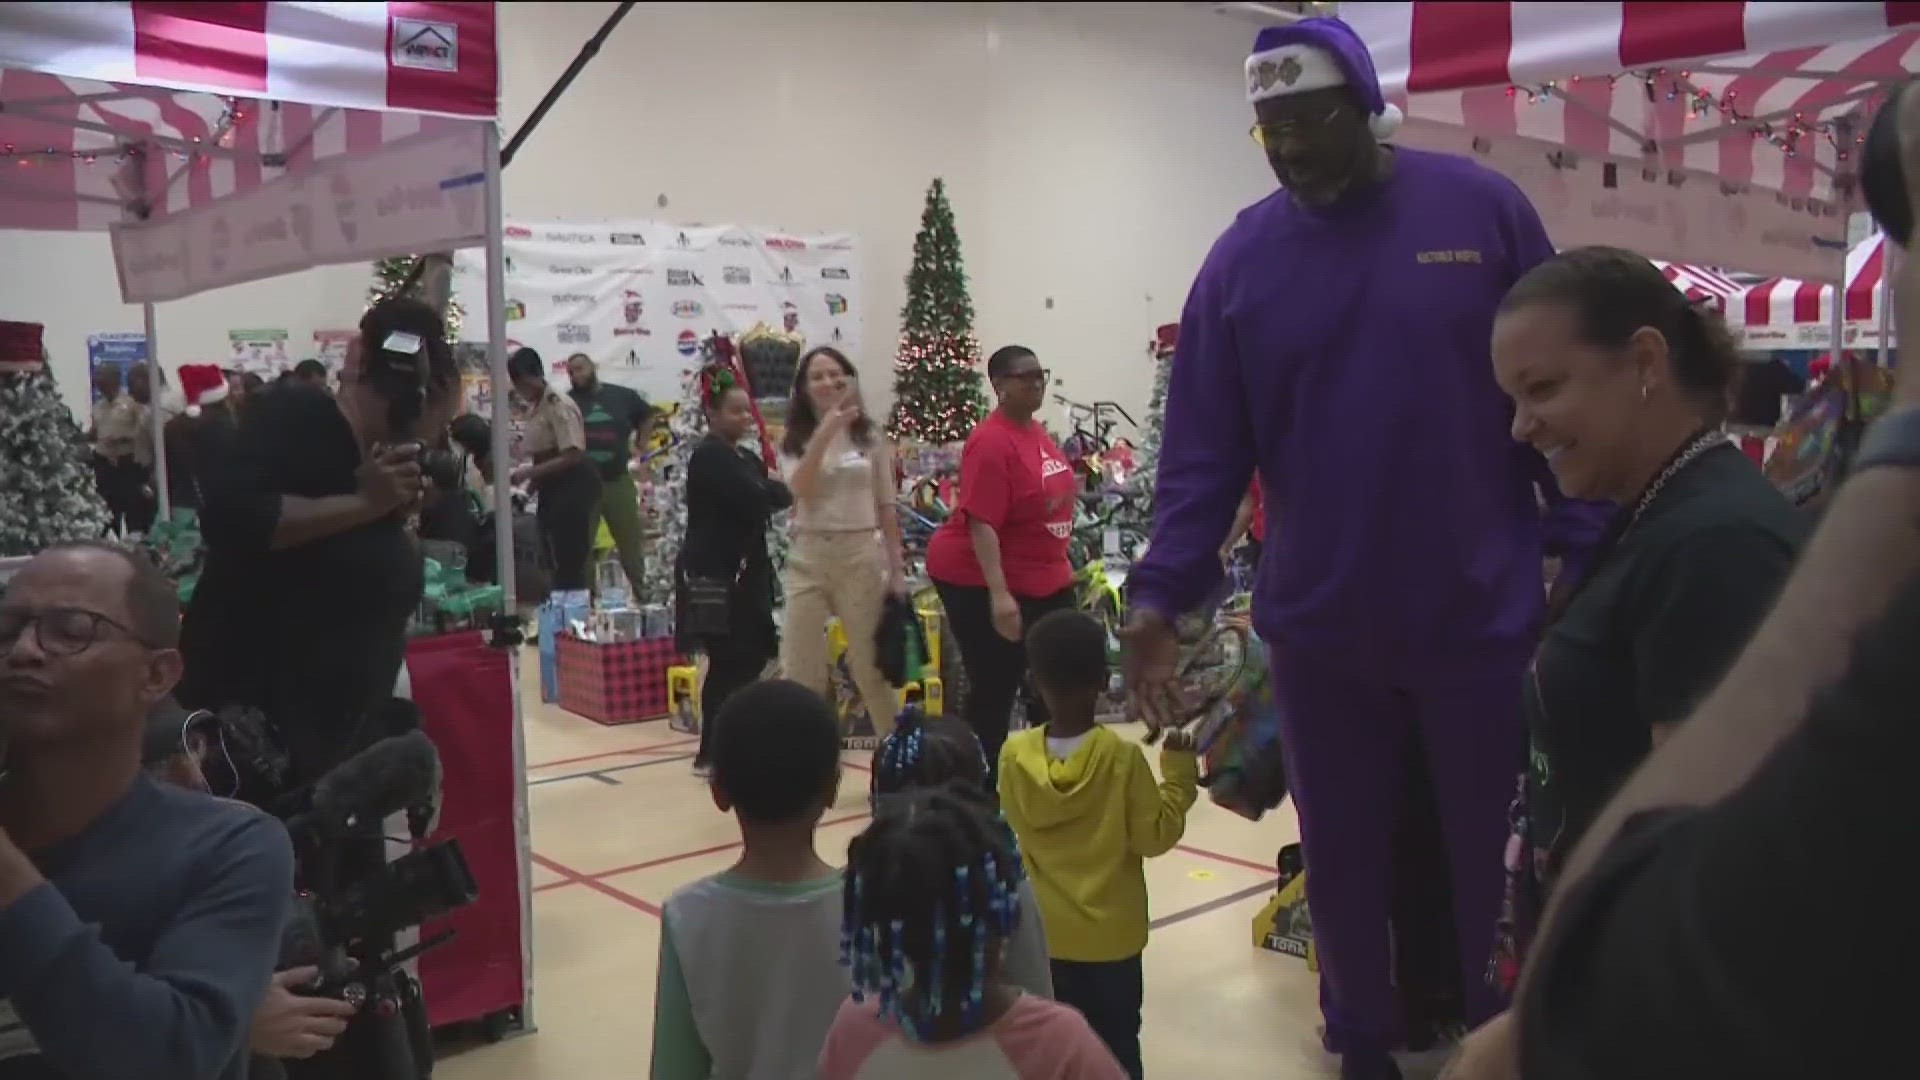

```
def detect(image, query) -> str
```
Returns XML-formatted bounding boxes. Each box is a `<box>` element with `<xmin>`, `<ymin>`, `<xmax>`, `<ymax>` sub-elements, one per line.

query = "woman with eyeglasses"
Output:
<box><xmin>926</xmin><ymin>345</ymin><xmax>1079</xmax><ymax>788</ymax></box>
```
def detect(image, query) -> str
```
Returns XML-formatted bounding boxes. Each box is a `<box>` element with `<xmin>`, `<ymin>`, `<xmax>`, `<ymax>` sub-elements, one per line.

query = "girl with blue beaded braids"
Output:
<box><xmin>868</xmin><ymin>707</ymin><xmax>1053</xmax><ymax>999</ymax></box>
<box><xmin>819</xmin><ymin>785</ymin><xmax>1125</xmax><ymax>1079</ymax></box>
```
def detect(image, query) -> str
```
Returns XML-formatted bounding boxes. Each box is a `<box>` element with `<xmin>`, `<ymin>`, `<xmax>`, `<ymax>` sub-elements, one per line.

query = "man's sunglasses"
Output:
<box><xmin>0</xmin><ymin>606</ymin><xmax>164</xmax><ymax>658</ymax></box>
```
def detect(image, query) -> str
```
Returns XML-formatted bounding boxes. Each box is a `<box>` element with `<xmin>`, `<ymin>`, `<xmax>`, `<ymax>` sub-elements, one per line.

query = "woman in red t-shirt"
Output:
<box><xmin>927</xmin><ymin>345</ymin><xmax>1079</xmax><ymax>779</ymax></box>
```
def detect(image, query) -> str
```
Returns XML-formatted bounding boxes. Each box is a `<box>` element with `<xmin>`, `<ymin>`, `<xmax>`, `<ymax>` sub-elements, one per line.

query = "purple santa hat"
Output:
<box><xmin>1246</xmin><ymin>17</ymin><xmax>1403</xmax><ymax>142</ymax></box>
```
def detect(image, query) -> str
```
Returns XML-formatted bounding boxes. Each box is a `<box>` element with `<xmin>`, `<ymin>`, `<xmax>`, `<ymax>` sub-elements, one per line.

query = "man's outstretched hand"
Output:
<box><xmin>1119</xmin><ymin>608</ymin><xmax>1182</xmax><ymax>733</ymax></box>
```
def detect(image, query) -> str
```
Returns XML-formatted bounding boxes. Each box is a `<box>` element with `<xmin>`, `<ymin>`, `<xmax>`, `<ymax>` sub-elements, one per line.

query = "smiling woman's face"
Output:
<box><xmin>1491</xmin><ymin>299</ymin><xmax>1647</xmax><ymax>503</ymax></box>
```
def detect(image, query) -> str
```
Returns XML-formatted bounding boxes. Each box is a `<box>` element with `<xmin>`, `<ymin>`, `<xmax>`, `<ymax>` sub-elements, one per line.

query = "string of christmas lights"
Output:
<box><xmin>5</xmin><ymin>97</ymin><xmax>247</xmax><ymax>167</ymax></box>
<box><xmin>888</xmin><ymin>178</ymin><xmax>988</xmax><ymax>446</ymax></box>
<box><xmin>1505</xmin><ymin>68</ymin><xmax>1876</xmax><ymax>160</ymax></box>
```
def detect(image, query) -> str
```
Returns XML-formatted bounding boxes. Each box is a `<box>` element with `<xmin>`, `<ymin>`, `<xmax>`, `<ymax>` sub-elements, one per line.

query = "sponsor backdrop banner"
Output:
<box><xmin>229</xmin><ymin>328</ymin><xmax>291</xmax><ymax>372</ymax></box>
<box><xmin>452</xmin><ymin>220</ymin><xmax>862</xmax><ymax>405</ymax></box>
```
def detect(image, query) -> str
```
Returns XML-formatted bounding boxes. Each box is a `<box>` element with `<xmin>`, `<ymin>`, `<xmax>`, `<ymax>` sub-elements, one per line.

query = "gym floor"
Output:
<box><xmin>436</xmin><ymin>656</ymin><xmax>1363</xmax><ymax>1079</ymax></box>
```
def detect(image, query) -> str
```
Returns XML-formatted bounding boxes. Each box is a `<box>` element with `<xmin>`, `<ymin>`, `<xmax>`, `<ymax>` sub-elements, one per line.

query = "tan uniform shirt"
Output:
<box><xmin>523</xmin><ymin>384</ymin><xmax>586</xmax><ymax>462</ymax></box>
<box><xmin>91</xmin><ymin>394</ymin><xmax>141</xmax><ymax>462</ymax></box>
<box><xmin>781</xmin><ymin>433</ymin><xmax>892</xmax><ymax>533</ymax></box>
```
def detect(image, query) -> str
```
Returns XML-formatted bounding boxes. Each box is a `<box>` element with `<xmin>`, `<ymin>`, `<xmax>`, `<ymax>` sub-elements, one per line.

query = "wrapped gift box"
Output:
<box><xmin>556</xmin><ymin>632</ymin><xmax>684</xmax><ymax>725</ymax></box>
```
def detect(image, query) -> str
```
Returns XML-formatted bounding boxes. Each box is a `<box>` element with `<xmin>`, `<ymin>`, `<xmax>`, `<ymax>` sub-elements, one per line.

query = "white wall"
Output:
<box><xmin>1</xmin><ymin>1</ymin><xmax>1272</xmax><ymax>426</ymax></box>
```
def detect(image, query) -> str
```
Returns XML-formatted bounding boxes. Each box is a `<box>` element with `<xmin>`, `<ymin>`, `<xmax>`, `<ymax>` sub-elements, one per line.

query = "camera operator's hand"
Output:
<box><xmin>358</xmin><ymin>443</ymin><xmax>425</xmax><ymax>516</ymax></box>
<box><xmin>252</xmin><ymin>966</ymin><xmax>357</xmax><ymax>1059</ymax></box>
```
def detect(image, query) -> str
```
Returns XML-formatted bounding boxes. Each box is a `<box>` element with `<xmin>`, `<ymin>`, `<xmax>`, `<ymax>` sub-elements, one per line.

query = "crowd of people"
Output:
<box><xmin>7</xmin><ymin>12</ymin><xmax>1920</xmax><ymax>1080</ymax></box>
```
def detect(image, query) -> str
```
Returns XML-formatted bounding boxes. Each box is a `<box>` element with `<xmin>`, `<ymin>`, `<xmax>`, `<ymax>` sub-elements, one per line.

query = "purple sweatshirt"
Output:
<box><xmin>1131</xmin><ymin>147</ymin><xmax>1608</xmax><ymax>676</ymax></box>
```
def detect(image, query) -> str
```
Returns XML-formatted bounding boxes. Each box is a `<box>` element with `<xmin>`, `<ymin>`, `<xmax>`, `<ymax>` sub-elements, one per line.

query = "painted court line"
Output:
<box><xmin>528</xmin><ymin>736</ymin><xmax>699</xmax><ymax>771</ymax></box>
<box><xmin>1175</xmin><ymin>844</ymin><xmax>1276</xmax><ymax>876</ymax></box>
<box><xmin>528</xmin><ymin>752</ymin><xmax>697</xmax><ymax>787</ymax></box>
<box><xmin>529</xmin><ymin>853</ymin><xmax>662</xmax><ymax>916</ymax></box>
<box><xmin>1149</xmin><ymin>880</ymin><xmax>1275</xmax><ymax>930</ymax></box>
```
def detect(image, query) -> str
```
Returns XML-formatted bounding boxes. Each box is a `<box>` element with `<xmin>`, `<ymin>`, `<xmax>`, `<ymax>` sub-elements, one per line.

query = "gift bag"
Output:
<box><xmin>1191</xmin><ymin>627</ymin><xmax>1289</xmax><ymax>821</ymax></box>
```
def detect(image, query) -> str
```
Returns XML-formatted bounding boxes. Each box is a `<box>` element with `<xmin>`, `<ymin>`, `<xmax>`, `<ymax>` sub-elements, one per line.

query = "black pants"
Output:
<box><xmin>933</xmin><ymin>581</ymin><xmax>1077</xmax><ymax>790</ymax></box>
<box><xmin>93</xmin><ymin>455</ymin><xmax>155</xmax><ymax>535</ymax></box>
<box><xmin>535</xmin><ymin>466</ymin><xmax>600</xmax><ymax>591</ymax></box>
<box><xmin>1052</xmin><ymin>954</ymin><xmax>1144</xmax><ymax>1079</ymax></box>
<box><xmin>695</xmin><ymin>637</ymin><xmax>768</xmax><ymax>766</ymax></box>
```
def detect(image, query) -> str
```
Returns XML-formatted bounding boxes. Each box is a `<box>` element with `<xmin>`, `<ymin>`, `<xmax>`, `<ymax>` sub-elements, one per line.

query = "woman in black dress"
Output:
<box><xmin>680</xmin><ymin>370</ymin><xmax>791</xmax><ymax>774</ymax></box>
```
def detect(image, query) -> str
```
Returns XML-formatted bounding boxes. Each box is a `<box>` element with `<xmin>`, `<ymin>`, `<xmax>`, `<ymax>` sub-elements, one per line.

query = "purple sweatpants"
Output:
<box><xmin>1271</xmin><ymin>645</ymin><xmax>1523</xmax><ymax>1056</ymax></box>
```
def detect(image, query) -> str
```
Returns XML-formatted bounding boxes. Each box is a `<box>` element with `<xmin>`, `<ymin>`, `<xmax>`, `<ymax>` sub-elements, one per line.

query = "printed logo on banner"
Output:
<box><xmin>666</xmin><ymin>269</ymin><xmax>704</xmax><ymax>288</ymax></box>
<box><xmin>505</xmin><ymin>299</ymin><xmax>526</xmax><ymax>321</ymax></box>
<box><xmin>723</xmin><ymin>302</ymin><xmax>759</xmax><ymax>313</ymax></box>
<box><xmin>503</xmin><ymin>254</ymin><xmax>515</xmax><ymax>273</ymax></box>
<box><xmin>557</xmin><ymin>325</ymin><xmax>591</xmax><ymax>344</ymax></box>
<box><xmin>779</xmin><ymin>266</ymin><xmax>794</xmax><ymax>284</ymax></box>
<box><xmin>610</xmin><ymin>232</ymin><xmax>646</xmax><ymax>245</ymax></box>
<box><xmin>552</xmin><ymin>293</ymin><xmax>593</xmax><ymax>305</ymax></box>
<box><xmin>822</xmin><ymin>267</ymin><xmax>850</xmax><ymax>280</ymax></box>
<box><xmin>723</xmin><ymin>266</ymin><xmax>752</xmax><ymax>285</ymax></box>
<box><xmin>718</xmin><ymin>233</ymin><xmax>754</xmax><ymax>248</ymax></box>
<box><xmin>616</xmin><ymin>292</ymin><xmax>651</xmax><ymax>337</ymax></box>
<box><xmin>783</xmin><ymin>301</ymin><xmax>800</xmax><ymax>333</ymax></box>
<box><xmin>676</xmin><ymin>232</ymin><xmax>691</xmax><ymax>248</ymax></box>
<box><xmin>817</xmin><ymin>239</ymin><xmax>854</xmax><ymax>251</ymax></box>
<box><xmin>676</xmin><ymin>330</ymin><xmax>699</xmax><ymax>357</ymax></box>
<box><xmin>392</xmin><ymin>19</ymin><xmax>458</xmax><ymax>72</ymax></box>
<box><xmin>765</xmin><ymin>236</ymin><xmax>807</xmax><ymax>252</ymax></box>
<box><xmin>544</xmin><ymin>230</ymin><xmax>596</xmax><ymax>243</ymax></box>
<box><xmin>672</xmin><ymin>300</ymin><xmax>704</xmax><ymax>319</ymax></box>
<box><xmin>506</xmin><ymin>225</ymin><xmax>532</xmax><ymax>239</ymax></box>
<box><xmin>825</xmin><ymin>294</ymin><xmax>849</xmax><ymax>316</ymax></box>
<box><xmin>551</xmin><ymin>265</ymin><xmax>591</xmax><ymax>276</ymax></box>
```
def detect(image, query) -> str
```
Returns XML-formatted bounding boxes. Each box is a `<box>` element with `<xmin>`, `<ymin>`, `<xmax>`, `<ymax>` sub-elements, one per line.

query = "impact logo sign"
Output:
<box><xmin>666</xmin><ymin>268</ymin><xmax>703</xmax><ymax>288</ymax></box>
<box><xmin>676</xmin><ymin>330</ymin><xmax>699</xmax><ymax>356</ymax></box>
<box><xmin>822</xmin><ymin>267</ymin><xmax>850</xmax><ymax>280</ymax></box>
<box><xmin>557</xmin><ymin>324</ymin><xmax>591</xmax><ymax>345</ymax></box>
<box><xmin>391</xmin><ymin>19</ymin><xmax>458</xmax><ymax>73</ymax></box>
<box><xmin>610</xmin><ymin>232</ymin><xmax>646</xmax><ymax>246</ymax></box>
<box><xmin>672</xmin><ymin>300</ymin><xmax>704</xmax><ymax>319</ymax></box>
<box><xmin>723</xmin><ymin>266</ymin><xmax>752</xmax><ymax>286</ymax></box>
<box><xmin>825</xmin><ymin>294</ymin><xmax>848</xmax><ymax>316</ymax></box>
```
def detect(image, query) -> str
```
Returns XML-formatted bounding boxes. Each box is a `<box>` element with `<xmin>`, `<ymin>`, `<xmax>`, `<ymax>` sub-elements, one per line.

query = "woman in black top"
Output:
<box><xmin>177</xmin><ymin>298</ymin><xmax>459</xmax><ymax>783</ymax></box>
<box><xmin>1483</xmin><ymin>247</ymin><xmax>1805</xmax><ymax>985</ymax></box>
<box><xmin>680</xmin><ymin>372</ymin><xmax>791</xmax><ymax>773</ymax></box>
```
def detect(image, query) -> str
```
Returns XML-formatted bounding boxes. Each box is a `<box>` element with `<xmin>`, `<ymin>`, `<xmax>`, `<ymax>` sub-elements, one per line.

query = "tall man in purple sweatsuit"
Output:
<box><xmin>1121</xmin><ymin>20</ymin><xmax>1605</xmax><ymax>1080</ymax></box>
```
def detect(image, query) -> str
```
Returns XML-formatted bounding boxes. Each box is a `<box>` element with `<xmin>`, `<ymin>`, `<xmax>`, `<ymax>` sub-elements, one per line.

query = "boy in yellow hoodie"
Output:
<box><xmin>999</xmin><ymin>610</ymin><xmax>1199</xmax><ymax>1080</ymax></box>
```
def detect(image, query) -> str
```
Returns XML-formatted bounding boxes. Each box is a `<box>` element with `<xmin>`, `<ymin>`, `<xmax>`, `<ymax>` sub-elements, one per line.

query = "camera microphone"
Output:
<box><xmin>289</xmin><ymin>728</ymin><xmax>442</xmax><ymax>836</ymax></box>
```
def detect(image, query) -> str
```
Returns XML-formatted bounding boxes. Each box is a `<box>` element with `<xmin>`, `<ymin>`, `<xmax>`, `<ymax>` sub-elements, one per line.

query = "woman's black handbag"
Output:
<box><xmin>676</xmin><ymin>568</ymin><xmax>736</xmax><ymax>640</ymax></box>
<box><xmin>873</xmin><ymin>592</ymin><xmax>924</xmax><ymax>688</ymax></box>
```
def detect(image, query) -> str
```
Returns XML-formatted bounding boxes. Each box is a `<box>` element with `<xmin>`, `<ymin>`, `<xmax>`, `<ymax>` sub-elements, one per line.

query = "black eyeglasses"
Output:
<box><xmin>0</xmin><ymin>606</ymin><xmax>158</xmax><ymax>658</ymax></box>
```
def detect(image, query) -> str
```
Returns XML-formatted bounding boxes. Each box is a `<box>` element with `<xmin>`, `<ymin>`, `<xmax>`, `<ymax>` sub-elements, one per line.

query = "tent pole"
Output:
<box><xmin>143</xmin><ymin>302</ymin><xmax>170</xmax><ymax>521</ymax></box>
<box><xmin>481</xmin><ymin>120</ymin><xmax>535</xmax><ymax>1037</ymax></box>
<box><xmin>500</xmin><ymin>1</ymin><xmax>635</xmax><ymax>168</ymax></box>
<box><xmin>1879</xmin><ymin>241</ymin><xmax>1896</xmax><ymax>367</ymax></box>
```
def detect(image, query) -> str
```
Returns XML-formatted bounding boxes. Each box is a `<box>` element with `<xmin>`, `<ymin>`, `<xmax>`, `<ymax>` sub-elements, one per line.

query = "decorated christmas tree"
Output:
<box><xmin>1</xmin><ymin>325</ymin><xmax>112</xmax><ymax>556</ymax></box>
<box><xmin>368</xmin><ymin>255</ymin><xmax>464</xmax><ymax>340</ymax></box>
<box><xmin>886</xmin><ymin>178</ymin><xmax>988</xmax><ymax>445</ymax></box>
<box><xmin>1127</xmin><ymin>324</ymin><xmax>1178</xmax><ymax>531</ymax></box>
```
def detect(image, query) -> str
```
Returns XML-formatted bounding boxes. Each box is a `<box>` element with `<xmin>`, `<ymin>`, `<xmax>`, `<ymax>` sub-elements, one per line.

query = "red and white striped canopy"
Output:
<box><xmin>1729</xmin><ymin>233</ymin><xmax>1892</xmax><ymax>347</ymax></box>
<box><xmin>1345</xmin><ymin>3</ymin><xmax>1919</xmax><ymax>204</ymax></box>
<box><xmin>1655</xmin><ymin>261</ymin><xmax>1746</xmax><ymax>310</ymax></box>
<box><xmin>0</xmin><ymin>2</ymin><xmax>496</xmax><ymax>231</ymax></box>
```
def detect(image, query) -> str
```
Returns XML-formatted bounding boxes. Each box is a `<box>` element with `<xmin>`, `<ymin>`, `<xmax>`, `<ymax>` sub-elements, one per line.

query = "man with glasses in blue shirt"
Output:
<box><xmin>0</xmin><ymin>541</ymin><xmax>292</xmax><ymax>1080</ymax></box>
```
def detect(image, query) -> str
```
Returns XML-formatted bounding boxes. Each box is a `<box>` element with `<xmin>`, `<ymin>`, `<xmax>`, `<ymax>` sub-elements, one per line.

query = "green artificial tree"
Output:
<box><xmin>886</xmin><ymin>178</ymin><xmax>989</xmax><ymax>445</ymax></box>
<box><xmin>369</xmin><ymin>255</ymin><xmax>464</xmax><ymax>340</ymax></box>
<box><xmin>0</xmin><ymin>362</ymin><xmax>112</xmax><ymax>557</ymax></box>
<box><xmin>1125</xmin><ymin>325</ymin><xmax>1177</xmax><ymax>533</ymax></box>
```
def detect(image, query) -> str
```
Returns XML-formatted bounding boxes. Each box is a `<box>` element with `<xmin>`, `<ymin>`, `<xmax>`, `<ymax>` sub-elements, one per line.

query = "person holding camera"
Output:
<box><xmin>142</xmin><ymin>700</ymin><xmax>361</xmax><ymax>1069</ymax></box>
<box><xmin>175</xmin><ymin>298</ymin><xmax>460</xmax><ymax>784</ymax></box>
<box><xmin>0</xmin><ymin>542</ymin><xmax>295</xmax><ymax>1080</ymax></box>
<box><xmin>507</xmin><ymin>347</ymin><xmax>601</xmax><ymax>594</ymax></box>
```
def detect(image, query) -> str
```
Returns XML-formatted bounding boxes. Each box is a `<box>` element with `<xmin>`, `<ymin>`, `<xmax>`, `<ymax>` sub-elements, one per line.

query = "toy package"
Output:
<box><xmin>1189</xmin><ymin>625</ymin><xmax>1289</xmax><ymax>821</ymax></box>
<box><xmin>1251</xmin><ymin>843</ymin><xmax>1316</xmax><ymax>968</ymax></box>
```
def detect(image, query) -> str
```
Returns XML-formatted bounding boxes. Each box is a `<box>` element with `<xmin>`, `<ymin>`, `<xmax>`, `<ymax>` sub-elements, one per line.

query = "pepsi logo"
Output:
<box><xmin>676</xmin><ymin>330</ymin><xmax>699</xmax><ymax>357</ymax></box>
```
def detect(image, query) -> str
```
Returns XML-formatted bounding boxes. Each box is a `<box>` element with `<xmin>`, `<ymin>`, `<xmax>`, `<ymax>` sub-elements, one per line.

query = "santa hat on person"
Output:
<box><xmin>177</xmin><ymin>363</ymin><xmax>229</xmax><ymax>416</ymax></box>
<box><xmin>1245</xmin><ymin>18</ymin><xmax>1403</xmax><ymax>141</ymax></box>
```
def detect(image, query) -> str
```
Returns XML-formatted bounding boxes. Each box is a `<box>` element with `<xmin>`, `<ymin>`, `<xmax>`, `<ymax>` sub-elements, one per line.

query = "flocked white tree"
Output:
<box><xmin>1</xmin><ymin>365</ymin><xmax>112</xmax><ymax>556</ymax></box>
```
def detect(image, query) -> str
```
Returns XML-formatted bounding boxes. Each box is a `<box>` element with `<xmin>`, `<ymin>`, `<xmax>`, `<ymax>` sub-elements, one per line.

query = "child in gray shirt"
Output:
<box><xmin>651</xmin><ymin>680</ymin><xmax>852</xmax><ymax>1080</ymax></box>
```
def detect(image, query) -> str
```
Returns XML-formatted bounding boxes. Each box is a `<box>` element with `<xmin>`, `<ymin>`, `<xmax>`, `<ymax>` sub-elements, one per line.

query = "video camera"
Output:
<box><xmin>206</xmin><ymin>701</ymin><xmax>478</xmax><ymax>1080</ymax></box>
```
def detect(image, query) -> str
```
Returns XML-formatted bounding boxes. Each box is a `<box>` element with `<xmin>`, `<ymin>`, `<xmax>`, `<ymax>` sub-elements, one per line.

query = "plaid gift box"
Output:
<box><xmin>556</xmin><ymin>632</ymin><xmax>684</xmax><ymax>725</ymax></box>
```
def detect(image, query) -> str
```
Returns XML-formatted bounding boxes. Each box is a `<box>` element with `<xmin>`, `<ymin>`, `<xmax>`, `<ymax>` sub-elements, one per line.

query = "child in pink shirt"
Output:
<box><xmin>819</xmin><ymin>784</ymin><xmax>1126</xmax><ymax>1080</ymax></box>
